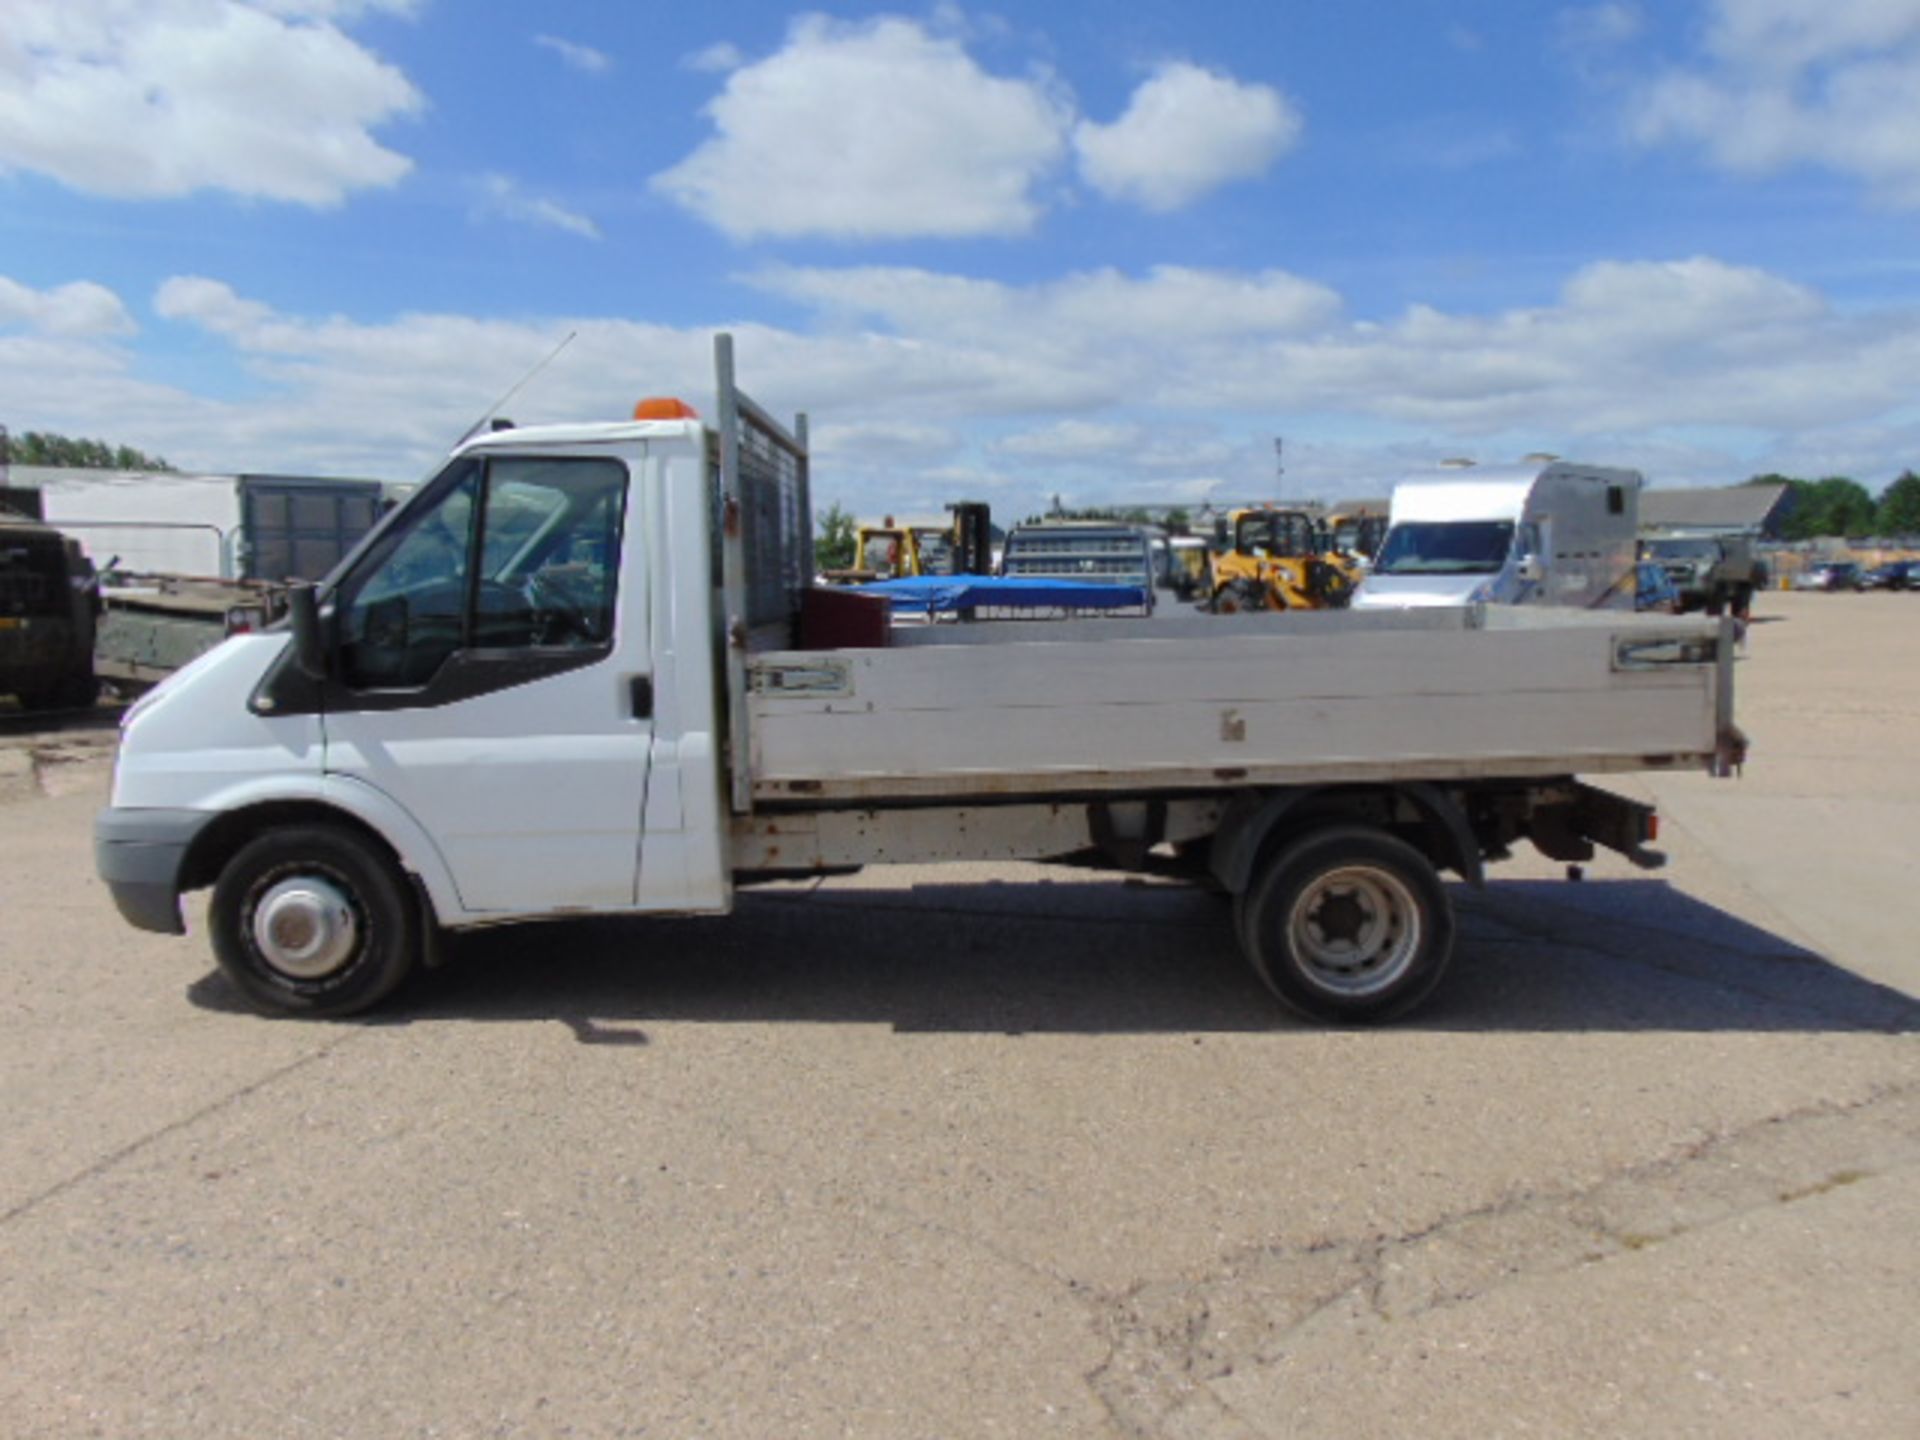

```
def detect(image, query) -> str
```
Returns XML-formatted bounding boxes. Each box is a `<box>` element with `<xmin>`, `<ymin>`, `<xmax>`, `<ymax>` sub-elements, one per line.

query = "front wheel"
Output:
<box><xmin>210</xmin><ymin>825</ymin><xmax>419</xmax><ymax>1018</ymax></box>
<box><xmin>1239</xmin><ymin>826</ymin><xmax>1454</xmax><ymax>1024</ymax></box>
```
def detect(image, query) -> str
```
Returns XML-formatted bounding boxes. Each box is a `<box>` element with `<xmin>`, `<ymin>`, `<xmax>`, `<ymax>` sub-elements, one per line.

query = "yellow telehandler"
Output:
<box><xmin>1208</xmin><ymin>507</ymin><xmax>1360</xmax><ymax>612</ymax></box>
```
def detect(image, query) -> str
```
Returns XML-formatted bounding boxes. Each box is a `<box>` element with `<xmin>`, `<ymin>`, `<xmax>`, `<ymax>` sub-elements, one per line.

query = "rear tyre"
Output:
<box><xmin>210</xmin><ymin>824</ymin><xmax>419</xmax><ymax>1018</ymax></box>
<box><xmin>1239</xmin><ymin>826</ymin><xmax>1454</xmax><ymax>1024</ymax></box>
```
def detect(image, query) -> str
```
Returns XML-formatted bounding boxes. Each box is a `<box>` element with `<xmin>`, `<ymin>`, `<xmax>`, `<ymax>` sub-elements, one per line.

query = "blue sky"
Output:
<box><xmin>5</xmin><ymin>0</ymin><xmax>1920</xmax><ymax>518</ymax></box>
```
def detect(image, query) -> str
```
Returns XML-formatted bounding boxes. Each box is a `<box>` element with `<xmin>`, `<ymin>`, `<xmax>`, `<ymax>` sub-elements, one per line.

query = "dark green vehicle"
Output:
<box><xmin>0</xmin><ymin>509</ymin><xmax>99</xmax><ymax>710</ymax></box>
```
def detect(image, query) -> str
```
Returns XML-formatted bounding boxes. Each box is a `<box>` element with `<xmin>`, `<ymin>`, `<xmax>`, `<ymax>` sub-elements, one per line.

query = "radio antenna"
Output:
<box><xmin>456</xmin><ymin>329</ymin><xmax>577</xmax><ymax>444</ymax></box>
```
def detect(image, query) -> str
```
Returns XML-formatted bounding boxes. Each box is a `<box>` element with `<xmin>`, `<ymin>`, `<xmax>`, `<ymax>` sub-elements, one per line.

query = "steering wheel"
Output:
<box><xmin>521</xmin><ymin>571</ymin><xmax>603</xmax><ymax>645</ymax></box>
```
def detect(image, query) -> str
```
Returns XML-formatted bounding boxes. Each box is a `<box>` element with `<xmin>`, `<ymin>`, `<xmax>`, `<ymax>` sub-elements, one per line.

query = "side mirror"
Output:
<box><xmin>1518</xmin><ymin>555</ymin><xmax>1545</xmax><ymax>584</ymax></box>
<box><xmin>288</xmin><ymin>583</ymin><xmax>330</xmax><ymax>681</ymax></box>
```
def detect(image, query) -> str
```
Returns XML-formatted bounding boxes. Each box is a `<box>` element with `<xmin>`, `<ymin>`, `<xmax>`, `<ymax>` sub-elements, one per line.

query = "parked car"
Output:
<box><xmin>1862</xmin><ymin>559</ymin><xmax>1920</xmax><ymax>590</ymax></box>
<box><xmin>1793</xmin><ymin>561</ymin><xmax>1865</xmax><ymax>592</ymax></box>
<box><xmin>1634</xmin><ymin>560</ymin><xmax>1682</xmax><ymax>613</ymax></box>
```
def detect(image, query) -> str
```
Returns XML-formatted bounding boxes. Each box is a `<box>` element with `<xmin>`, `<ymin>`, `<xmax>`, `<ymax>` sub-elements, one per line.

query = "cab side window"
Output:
<box><xmin>336</xmin><ymin>456</ymin><xmax>628</xmax><ymax>690</ymax></box>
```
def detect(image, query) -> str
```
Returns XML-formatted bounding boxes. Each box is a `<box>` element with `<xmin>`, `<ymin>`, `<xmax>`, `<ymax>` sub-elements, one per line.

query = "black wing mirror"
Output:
<box><xmin>288</xmin><ymin>583</ymin><xmax>331</xmax><ymax>681</ymax></box>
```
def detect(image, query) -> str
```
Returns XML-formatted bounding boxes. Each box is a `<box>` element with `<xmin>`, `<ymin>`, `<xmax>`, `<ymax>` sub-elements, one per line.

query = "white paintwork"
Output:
<box><xmin>1388</xmin><ymin>476</ymin><xmax>1535</xmax><ymax>524</ymax></box>
<box><xmin>110</xmin><ymin>634</ymin><xmax>322</xmax><ymax>808</ymax></box>
<box><xmin>109</xmin><ymin>634</ymin><xmax>463</xmax><ymax>921</ymax></box>
<box><xmin>454</xmin><ymin>418</ymin><xmax>704</xmax><ymax>457</ymax></box>
<box><xmin>630</xmin><ymin>442</ymin><xmax>730</xmax><ymax>915</ymax></box>
<box><xmin>320</xmin><ymin>440</ymin><xmax>652</xmax><ymax>914</ymax></box>
<box><xmin>1353</xmin><ymin>462</ymin><xmax>1641</xmax><ymax>612</ymax></box>
<box><xmin>1344</xmin><ymin>572</ymin><xmax>1484</xmax><ymax>608</ymax></box>
<box><xmin>319</xmin><ymin>433</ymin><xmax>730</xmax><ymax>918</ymax></box>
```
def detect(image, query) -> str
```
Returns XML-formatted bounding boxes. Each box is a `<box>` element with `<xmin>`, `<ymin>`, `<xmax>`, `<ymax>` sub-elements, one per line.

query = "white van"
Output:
<box><xmin>1352</xmin><ymin>461</ymin><xmax>1641</xmax><ymax>611</ymax></box>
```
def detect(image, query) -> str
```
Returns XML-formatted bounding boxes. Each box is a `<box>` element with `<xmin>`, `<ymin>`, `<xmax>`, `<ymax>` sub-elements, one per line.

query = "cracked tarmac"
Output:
<box><xmin>2</xmin><ymin>590</ymin><xmax>1917</xmax><ymax>1437</ymax></box>
<box><xmin>1090</xmin><ymin>1085</ymin><xmax>1920</xmax><ymax>1438</ymax></box>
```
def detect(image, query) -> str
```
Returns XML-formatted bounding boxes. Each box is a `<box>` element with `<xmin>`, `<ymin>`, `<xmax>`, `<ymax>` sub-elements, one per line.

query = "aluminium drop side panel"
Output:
<box><xmin>746</xmin><ymin>608</ymin><xmax>1726</xmax><ymax>803</ymax></box>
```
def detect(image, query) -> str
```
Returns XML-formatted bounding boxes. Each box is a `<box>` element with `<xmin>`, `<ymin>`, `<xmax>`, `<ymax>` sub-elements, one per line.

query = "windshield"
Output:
<box><xmin>1372</xmin><ymin>520</ymin><xmax>1515</xmax><ymax>576</ymax></box>
<box><xmin>1236</xmin><ymin>512</ymin><xmax>1319</xmax><ymax>558</ymax></box>
<box><xmin>1646</xmin><ymin>539</ymin><xmax>1717</xmax><ymax>560</ymax></box>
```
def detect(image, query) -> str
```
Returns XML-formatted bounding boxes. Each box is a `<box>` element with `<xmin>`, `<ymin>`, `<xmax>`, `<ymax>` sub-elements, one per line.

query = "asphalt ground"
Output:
<box><xmin>1</xmin><ymin>589</ymin><xmax>1916</xmax><ymax>1438</ymax></box>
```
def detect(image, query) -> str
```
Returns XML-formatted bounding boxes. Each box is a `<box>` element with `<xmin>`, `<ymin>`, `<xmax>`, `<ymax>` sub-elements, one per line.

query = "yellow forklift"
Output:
<box><xmin>821</xmin><ymin>506</ymin><xmax>990</xmax><ymax>585</ymax></box>
<box><xmin>1208</xmin><ymin>507</ymin><xmax>1360</xmax><ymax>612</ymax></box>
<box><xmin>822</xmin><ymin>518</ymin><xmax>933</xmax><ymax>584</ymax></box>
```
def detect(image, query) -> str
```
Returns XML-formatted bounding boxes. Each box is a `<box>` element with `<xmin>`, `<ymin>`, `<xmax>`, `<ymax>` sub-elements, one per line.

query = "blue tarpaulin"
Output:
<box><xmin>855</xmin><ymin>574</ymin><xmax>1150</xmax><ymax>614</ymax></box>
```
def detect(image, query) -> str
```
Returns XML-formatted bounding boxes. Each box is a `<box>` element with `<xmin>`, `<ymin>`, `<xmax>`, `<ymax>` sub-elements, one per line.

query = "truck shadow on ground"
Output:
<box><xmin>188</xmin><ymin>876</ymin><xmax>1918</xmax><ymax>1037</ymax></box>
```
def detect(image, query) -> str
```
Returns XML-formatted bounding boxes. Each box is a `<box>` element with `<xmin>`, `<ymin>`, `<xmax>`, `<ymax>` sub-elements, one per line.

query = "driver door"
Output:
<box><xmin>320</xmin><ymin>450</ymin><xmax>652</xmax><ymax>914</ymax></box>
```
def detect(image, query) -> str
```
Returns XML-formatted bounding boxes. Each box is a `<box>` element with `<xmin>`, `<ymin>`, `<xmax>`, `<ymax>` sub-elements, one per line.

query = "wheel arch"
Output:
<box><xmin>176</xmin><ymin>777</ymin><xmax>463</xmax><ymax>924</ymax></box>
<box><xmin>1210</xmin><ymin>782</ymin><xmax>1483</xmax><ymax>896</ymax></box>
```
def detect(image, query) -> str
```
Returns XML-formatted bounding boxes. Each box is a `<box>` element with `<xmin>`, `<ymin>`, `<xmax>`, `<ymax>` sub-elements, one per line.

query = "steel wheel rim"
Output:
<box><xmin>250</xmin><ymin>872</ymin><xmax>361</xmax><ymax>980</ymax></box>
<box><xmin>1285</xmin><ymin>864</ymin><xmax>1422</xmax><ymax>997</ymax></box>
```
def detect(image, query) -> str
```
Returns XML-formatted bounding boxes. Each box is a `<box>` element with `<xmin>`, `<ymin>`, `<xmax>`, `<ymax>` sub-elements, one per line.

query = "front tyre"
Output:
<box><xmin>210</xmin><ymin>825</ymin><xmax>419</xmax><ymax>1018</ymax></box>
<box><xmin>1240</xmin><ymin>826</ymin><xmax>1454</xmax><ymax>1024</ymax></box>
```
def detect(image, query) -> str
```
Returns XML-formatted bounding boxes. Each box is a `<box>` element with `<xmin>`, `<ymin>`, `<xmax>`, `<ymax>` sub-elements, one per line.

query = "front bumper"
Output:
<box><xmin>94</xmin><ymin>807</ymin><xmax>215</xmax><ymax>935</ymax></box>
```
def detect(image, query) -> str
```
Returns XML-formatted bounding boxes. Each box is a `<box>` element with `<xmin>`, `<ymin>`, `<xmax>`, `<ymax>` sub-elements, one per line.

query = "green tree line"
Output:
<box><xmin>1748</xmin><ymin>471</ymin><xmax>1920</xmax><ymax>539</ymax></box>
<box><xmin>1</xmin><ymin>429</ymin><xmax>175</xmax><ymax>472</ymax></box>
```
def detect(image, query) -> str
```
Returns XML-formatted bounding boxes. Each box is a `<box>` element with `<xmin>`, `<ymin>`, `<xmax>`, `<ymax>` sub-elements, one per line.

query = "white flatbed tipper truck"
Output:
<box><xmin>96</xmin><ymin>337</ymin><xmax>1744</xmax><ymax>1024</ymax></box>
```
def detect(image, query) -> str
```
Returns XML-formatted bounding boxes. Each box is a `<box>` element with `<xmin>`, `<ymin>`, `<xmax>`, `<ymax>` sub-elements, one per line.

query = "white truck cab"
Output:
<box><xmin>1353</xmin><ymin>461</ymin><xmax>1641</xmax><ymax>611</ymax></box>
<box><xmin>96</xmin><ymin>340</ymin><xmax>1740</xmax><ymax>1027</ymax></box>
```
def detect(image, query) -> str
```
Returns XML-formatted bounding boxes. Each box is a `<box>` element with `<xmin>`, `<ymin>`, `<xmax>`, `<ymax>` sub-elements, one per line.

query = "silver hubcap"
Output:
<box><xmin>251</xmin><ymin>875</ymin><xmax>360</xmax><ymax>979</ymax></box>
<box><xmin>1287</xmin><ymin>865</ymin><xmax>1422</xmax><ymax>997</ymax></box>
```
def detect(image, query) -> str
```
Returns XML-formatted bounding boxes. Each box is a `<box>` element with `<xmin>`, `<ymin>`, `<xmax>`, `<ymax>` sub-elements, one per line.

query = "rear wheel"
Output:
<box><xmin>210</xmin><ymin>825</ymin><xmax>419</xmax><ymax>1018</ymax></box>
<box><xmin>1239</xmin><ymin>826</ymin><xmax>1454</xmax><ymax>1024</ymax></box>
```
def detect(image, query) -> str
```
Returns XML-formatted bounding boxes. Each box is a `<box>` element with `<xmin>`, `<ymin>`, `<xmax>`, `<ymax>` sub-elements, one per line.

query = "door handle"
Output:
<box><xmin>629</xmin><ymin>675</ymin><xmax>653</xmax><ymax>719</ymax></box>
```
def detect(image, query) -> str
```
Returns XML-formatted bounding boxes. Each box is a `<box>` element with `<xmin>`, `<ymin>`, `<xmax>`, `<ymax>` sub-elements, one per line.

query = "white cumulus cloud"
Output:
<box><xmin>1632</xmin><ymin>0</ymin><xmax>1920</xmax><ymax>205</ymax></box>
<box><xmin>0</xmin><ymin>277</ymin><xmax>136</xmax><ymax>337</ymax></box>
<box><xmin>746</xmin><ymin>263</ymin><xmax>1340</xmax><ymax>347</ymax></box>
<box><xmin>651</xmin><ymin>14</ymin><xmax>1071</xmax><ymax>240</ymax></box>
<box><xmin>0</xmin><ymin>0</ymin><xmax>423</xmax><ymax>206</ymax></box>
<box><xmin>1073</xmin><ymin>62</ymin><xmax>1301</xmax><ymax>211</ymax></box>
<box><xmin>11</xmin><ymin>255</ymin><xmax>1920</xmax><ymax>515</ymax></box>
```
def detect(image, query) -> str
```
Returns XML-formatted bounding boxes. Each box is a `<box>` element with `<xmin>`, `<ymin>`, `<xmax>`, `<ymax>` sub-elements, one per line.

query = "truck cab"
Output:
<box><xmin>1353</xmin><ymin>462</ymin><xmax>1640</xmax><ymax>611</ymax></box>
<box><xmin>98</xmin><ymin>394</ymin><xmax>753</xmax><ymax>1009</ymax></box>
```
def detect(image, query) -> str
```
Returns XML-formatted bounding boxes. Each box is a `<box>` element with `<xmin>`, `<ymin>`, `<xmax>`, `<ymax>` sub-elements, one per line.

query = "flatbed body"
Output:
<box><xmin>747</xmin><ymin>607</ymin><xmax>1726</xmax><ymax>805</ymax></box>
